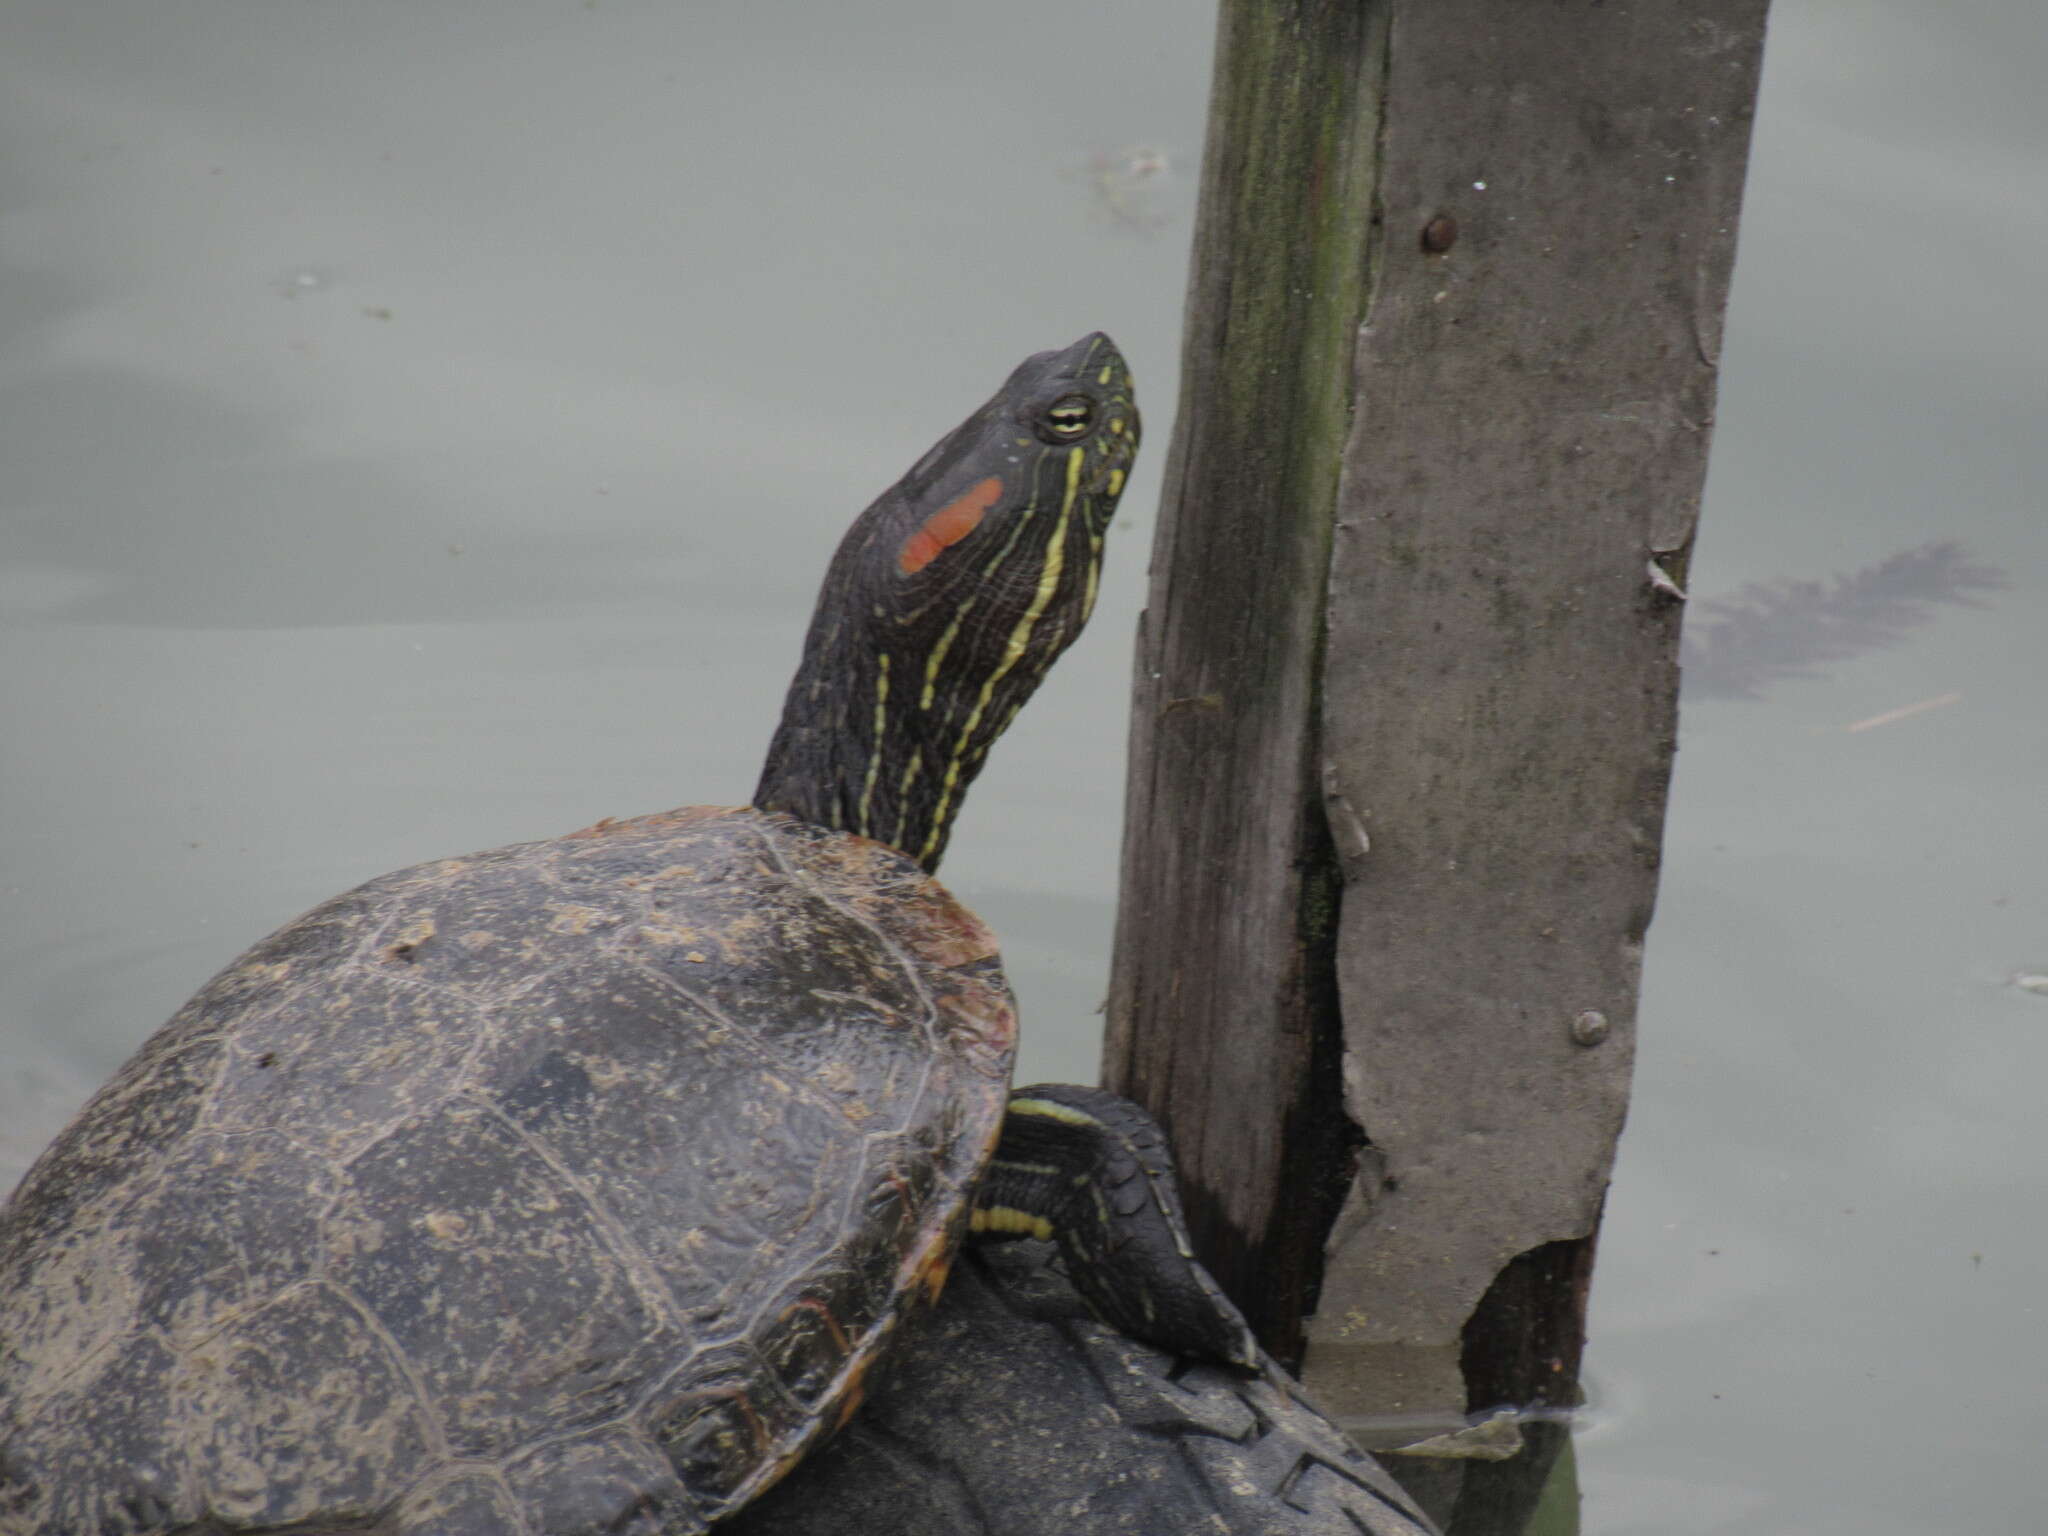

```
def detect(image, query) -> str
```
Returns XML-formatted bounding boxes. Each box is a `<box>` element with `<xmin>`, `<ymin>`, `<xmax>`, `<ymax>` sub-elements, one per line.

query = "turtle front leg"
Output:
<box><xmin>971</xmin><ymin>1083</ymin><xmax>1259</xmax><ymax>1371</ymax></box>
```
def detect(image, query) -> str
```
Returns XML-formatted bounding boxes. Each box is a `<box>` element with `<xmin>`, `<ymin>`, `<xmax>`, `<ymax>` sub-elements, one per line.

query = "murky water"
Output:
<box><xmin>2</xmin><ymin>2</ymin><xmax>2042</xmax><ymax>1531</ymax></box>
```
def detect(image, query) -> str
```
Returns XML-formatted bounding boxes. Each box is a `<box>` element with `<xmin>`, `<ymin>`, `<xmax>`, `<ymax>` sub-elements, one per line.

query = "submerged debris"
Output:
<box><xmin>1072</xmin><ymin>144</ymin><xmax>1176</xmax><ymax>234</ymax></box>
<box><xmin>273</xmin><ymin>266</ymin><xmax>335</xmax><ymax>299</ymax></box>
<box><xmin>1843</xmin><ymin>692</ymin><xmax>1963</xmax><ymax>733</ymax></box>
<box><xmin>1679</xmin><ymin>541</ymin><xmax>2006</xmax><ymax>701</ymax></box>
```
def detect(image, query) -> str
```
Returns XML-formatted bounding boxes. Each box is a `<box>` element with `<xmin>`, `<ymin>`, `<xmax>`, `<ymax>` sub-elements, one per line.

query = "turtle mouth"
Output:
<box><xmin>1056</xmin><ymin>336</ymin><xmax>1139</xmax><ymax>503</ymax></box>
<box><xmin>1081</xmin><ymin>394</ymin><xmax>1139</xmax><ymax>502</ymax></box>
<box><xmin>1080</xmin><ymin>434</ymin><xmax>1137</xmax><ymax>505</ymax></box>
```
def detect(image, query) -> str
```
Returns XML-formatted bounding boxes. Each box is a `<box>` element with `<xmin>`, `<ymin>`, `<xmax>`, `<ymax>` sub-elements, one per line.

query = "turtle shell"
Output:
<box><xmin>0</xmin><ymin>805</ymin><xmax>1015</xmax><ymax>1535</ymax></box>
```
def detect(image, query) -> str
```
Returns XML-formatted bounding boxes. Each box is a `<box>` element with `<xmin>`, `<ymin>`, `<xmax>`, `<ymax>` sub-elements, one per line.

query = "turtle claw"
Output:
<box><xmin>972</xmin><ymin>1083</ymin><xmax>1261</xmax><ymax>1371</ymax></box>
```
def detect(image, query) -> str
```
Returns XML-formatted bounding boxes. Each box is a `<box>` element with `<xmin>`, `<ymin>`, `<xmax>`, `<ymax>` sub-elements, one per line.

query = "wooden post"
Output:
<box><xmin>1104</xmin><ymin>0</ymin><xmax>1769</xmax><ymax>1499</ymax></box>
<box><xmin>1103</xmin><ymin>0</ymin><xmax>1389</xmax><ymax>1377</ymax></box>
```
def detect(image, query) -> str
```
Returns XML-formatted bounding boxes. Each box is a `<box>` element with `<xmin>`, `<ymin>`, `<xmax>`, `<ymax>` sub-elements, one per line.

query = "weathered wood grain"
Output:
<box><xmin>1106</xmin><ymin>0</ymin><xmax>1770</xmax><ymax>1445</ymax></box>
<box><xmin>1102</xmin><ymin>0</ymin><xmax>1391</xmax><ymax>1364</ymax></box>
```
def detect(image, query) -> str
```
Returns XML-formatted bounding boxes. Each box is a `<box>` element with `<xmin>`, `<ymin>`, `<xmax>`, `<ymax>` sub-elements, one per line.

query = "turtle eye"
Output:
<box><xmin>1036</xmin><ymin>395</ymin><xmax>1095</xmax><ymax>443</ymax></box>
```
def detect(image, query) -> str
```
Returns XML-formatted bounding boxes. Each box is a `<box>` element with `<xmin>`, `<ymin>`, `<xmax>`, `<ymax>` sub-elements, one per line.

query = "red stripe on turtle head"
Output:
<box><xmin>898</xmin><ymin>475</ymin><xmax>1004</xmax><ymax>575</ymax></box>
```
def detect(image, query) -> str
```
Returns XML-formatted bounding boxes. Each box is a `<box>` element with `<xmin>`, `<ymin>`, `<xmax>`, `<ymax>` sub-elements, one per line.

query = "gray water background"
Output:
<box><xmin>1</xmin><ymin>3</ymin><xmax>2043</xmax><ymax>1530</ymax></box>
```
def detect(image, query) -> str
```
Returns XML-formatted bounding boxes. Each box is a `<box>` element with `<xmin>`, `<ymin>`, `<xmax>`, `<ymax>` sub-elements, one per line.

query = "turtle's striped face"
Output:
<box><xmin>756</xmin><ymin>333</ymin><xmax>1139</xmax><ymax>872</ymax></box>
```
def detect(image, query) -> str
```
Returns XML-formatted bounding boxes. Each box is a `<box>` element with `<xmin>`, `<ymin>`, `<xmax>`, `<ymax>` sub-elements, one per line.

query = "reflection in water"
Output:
<box><xmin>1381</xmin><ymin>1416</ymin><xmax>1580</xmax><ymax>1536</ymax></box>
<box><xmin>1365</xmin><ymin>1229</ymin><xmax>1596</xmax><ymax>1533</ymax></box>
<box><xmin>1680</xmin><ymin>541</ymin><xmax>2005</xmax><ymax>701</ymax></box>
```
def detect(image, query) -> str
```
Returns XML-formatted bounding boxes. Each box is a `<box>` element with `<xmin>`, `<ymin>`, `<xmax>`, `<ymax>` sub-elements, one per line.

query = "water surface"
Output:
<box><xmin>2</xmin><ymin>3</ymin><xmax>2042</xmax><ymax>1531</ymax></box>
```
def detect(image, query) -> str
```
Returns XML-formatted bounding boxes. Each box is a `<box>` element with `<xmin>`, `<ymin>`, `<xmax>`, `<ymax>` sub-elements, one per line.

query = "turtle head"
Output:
<box><xmin>755</xmin><ymin>333</ymin><xmax>1139</xmax><ymax>872</ymax></box>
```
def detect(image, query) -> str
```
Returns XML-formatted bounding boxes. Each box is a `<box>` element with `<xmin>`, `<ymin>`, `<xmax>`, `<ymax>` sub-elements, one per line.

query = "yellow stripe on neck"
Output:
<box><xmin>916</xmin><ymin>446</ymin><xmax>1084</xmax><ymax>866</ymax></box>
<box><xmin>856</xmin><ymin>652</ymin><xmax>890</xmax><ymax>835</ymax></box>
<box><xmin>891</xmin><ymin>753</ymin><xmax>923</xmax><ymax>849</ymax></box>
<box><xmin>921</xmin><ymin>604</ymin><xmax>970</xmax><ymax>710</ymax></box>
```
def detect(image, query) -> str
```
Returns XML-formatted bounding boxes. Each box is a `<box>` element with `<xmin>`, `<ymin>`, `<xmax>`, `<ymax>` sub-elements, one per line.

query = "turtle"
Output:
<box><xmin>724</xmin><ymin>1239</ymin><xmax>1443</xmax><ymax>1536</ymax></box>
<box><xmin>0</xmin><ymin>332</ymin><xmax>1254</xmax><ymax>1536</ymax></box>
